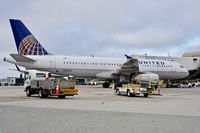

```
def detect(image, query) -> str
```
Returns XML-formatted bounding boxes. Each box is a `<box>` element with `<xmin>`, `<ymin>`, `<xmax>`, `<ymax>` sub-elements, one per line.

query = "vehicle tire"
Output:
<box><xmin>144</xmin><ymin>93</ymin><xmax>148</xmax><ymax>97</ymax></box>
<box><xmin>26</xmin><ymin>87</ymin><xmax>31</xmax><ymax>97</ymax></box>
<box><xmin>43</xmin><ymin>94</ymin><xmax>49</xmax><ymax>98</ymax></box>
<box><xmin>127</xmin><ymin>90</ymin><xmax>133</xmax><ymax>97</ymax></box>
<box><xmin>58</xmin><ymin>95</ymin><xmax>66</xmax><ymax>99</ymax></box>
<box><xmin>38</xmin><ymin>89</ymin><xmax>44</xmax><ymax>98</ymax></box>
<box><xmin>116</xmin><ymin>89</ymin><xmax>120</xmax><ymax>95</ymax></box>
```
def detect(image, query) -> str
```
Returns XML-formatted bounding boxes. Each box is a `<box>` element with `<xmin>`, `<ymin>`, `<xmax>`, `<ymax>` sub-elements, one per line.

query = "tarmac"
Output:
<box><xmin>0</xmin><ymin>85</ymin><xmax>200</xmax><ymax>133</ymax></box>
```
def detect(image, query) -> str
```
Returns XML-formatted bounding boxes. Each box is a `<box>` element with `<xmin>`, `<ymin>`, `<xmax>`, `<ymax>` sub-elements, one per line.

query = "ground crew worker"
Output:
<box><xmin>154</xmin><ymin>80</ymin><xmax>158</xmax><ymax>90</ymax></box>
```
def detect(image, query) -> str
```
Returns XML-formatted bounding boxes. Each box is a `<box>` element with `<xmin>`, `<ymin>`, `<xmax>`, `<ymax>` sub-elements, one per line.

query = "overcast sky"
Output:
<box><xmin>1</xmin><ymin>0</ymin><xmax>200</xmax><ymax>78</ymax></box>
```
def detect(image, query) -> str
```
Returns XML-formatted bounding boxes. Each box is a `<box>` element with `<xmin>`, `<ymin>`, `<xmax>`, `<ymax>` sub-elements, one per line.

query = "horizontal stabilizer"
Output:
<box><xmin>10</xmin><ymin>54</ymin><xmax>36</xmax><ymax>62</ymax></box>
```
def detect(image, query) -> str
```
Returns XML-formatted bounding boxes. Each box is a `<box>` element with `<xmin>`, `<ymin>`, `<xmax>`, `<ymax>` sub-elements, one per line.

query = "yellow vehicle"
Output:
<box><xmin>114</xmin><ymin>84</ymin><xmax>154</xmax><ymax>97</ymax></box>
<box><xmin>25</xmin><ymin>79</ymin><xmax>78</xmax><ymax>98</ymax></box>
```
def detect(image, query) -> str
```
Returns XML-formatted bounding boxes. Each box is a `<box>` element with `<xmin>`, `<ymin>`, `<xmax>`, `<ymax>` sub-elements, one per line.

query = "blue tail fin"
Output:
<box><xmin>9</xmin><ymin>19</ymin><xmax>50</xmax><ymax>55</ymax></box>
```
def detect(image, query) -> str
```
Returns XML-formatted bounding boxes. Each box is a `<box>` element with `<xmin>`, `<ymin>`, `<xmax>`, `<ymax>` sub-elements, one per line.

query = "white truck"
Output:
<box><xmin>0</xmin><ymin>77</ymin><xmax>24</xmax><ymax>86</ymax></box>
<box><xmin>25</xmin><ymin>79</ymin><xmax>78</xmax><ymax>98</ymax></box>
<box><xmin>23</xmin><ymin>70</ymin><xmax>78</xmax><ymax>98</ymax></box>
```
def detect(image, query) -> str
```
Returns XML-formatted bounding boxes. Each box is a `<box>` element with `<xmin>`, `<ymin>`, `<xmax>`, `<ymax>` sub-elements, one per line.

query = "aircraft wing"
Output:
<box><xmin>118</xmin><ymin>58</ymin><xmax>140</xmax><ymax>76</ymax></box>
<box><xmin>10</xmin><ymin>54</ymin><xmax>36</xmax><ymax>62</ymax></box>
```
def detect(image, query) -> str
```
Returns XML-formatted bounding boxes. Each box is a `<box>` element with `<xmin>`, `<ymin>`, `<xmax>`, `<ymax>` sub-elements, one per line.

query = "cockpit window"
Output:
<box><xmin>180</xmin><ymin>65</ymin><xmax>184</xmax><ymax>68</ymax></box>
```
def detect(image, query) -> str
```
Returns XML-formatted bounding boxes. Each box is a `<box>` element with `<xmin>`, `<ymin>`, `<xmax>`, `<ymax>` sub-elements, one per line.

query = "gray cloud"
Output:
<box><xmin>112</xmin><ymin>26</ymin><xmax>184</xmax><ymax>48</ymax></box>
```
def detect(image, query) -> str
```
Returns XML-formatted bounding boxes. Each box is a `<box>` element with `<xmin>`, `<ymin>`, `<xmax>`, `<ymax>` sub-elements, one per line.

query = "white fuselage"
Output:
<box><xmin>5</xmin><ymin>55</ymin><xmax>189</xmax><ymax>80</ymax></box>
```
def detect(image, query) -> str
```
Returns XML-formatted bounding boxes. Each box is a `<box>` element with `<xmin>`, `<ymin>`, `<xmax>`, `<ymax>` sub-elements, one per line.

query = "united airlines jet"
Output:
<box><xmin>4</xmin><ymin>19</ymin><xmax>189</xmax><ymax>87</ymax></box>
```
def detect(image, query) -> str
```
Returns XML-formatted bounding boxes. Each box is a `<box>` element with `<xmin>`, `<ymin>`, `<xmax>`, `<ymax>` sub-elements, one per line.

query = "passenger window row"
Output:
<box><xmin>141</xmin><ymin>65</ymin><xmax>173</xmax><ymax>67</ymax></box>
<box><xmin>63</xmin><ymin>62</ymin><xmax>122</xmax><ymax>66</ymax></box>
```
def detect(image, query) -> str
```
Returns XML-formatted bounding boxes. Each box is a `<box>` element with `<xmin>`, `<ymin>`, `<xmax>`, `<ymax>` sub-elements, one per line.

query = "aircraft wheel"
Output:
<box><xmin>102</xmin><ymin>82</ymin><xmax>110</xmax><ymax>88</ymax></box>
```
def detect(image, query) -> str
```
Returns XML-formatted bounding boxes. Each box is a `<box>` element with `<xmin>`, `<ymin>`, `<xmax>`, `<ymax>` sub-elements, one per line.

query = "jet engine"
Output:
<box><xmin>96</xmin><ymin>71</ymin><xmax>118</xmax><ymax>79</ymax></box>
<box><xmin>134</xmin><ymin>73</ymin><xmax>159</xmax><ymax>82</ymax></box>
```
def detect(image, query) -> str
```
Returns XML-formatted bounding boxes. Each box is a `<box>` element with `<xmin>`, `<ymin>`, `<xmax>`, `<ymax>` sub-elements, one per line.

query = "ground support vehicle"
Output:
<box><xmin>24</xmin><ymin>79</ymin><xmax>78</xmax><ymax>98</ymax></box>
<box><xmin>10</xmin><ymin>77</ymin><xmax>24</xmax><ymax>86</ymax></box>
<box><xmin>114</xmin><ymin>84</ymin><xmax>155</xmax><ymax>97</ymax></box>
<box><xmin>0</xmin><ymin>77</ymin><xmax>24</xmax><ymax>86</ymax></box>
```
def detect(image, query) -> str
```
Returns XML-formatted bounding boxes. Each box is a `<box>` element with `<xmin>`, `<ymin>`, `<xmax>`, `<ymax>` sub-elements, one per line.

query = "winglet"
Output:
<box><xmin>125</xmin><ymin>54</ymin><xmax>132</xmax><ymax>59</ymax></box>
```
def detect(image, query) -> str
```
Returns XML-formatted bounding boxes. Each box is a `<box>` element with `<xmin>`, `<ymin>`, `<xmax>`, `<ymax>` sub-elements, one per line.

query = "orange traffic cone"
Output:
<box><xmin>158</xmin><ymin>85</ymin><xmax>160</xmax><ymax>96</ymax></box>
<box><xmin>55</xmin><ymin>84</ymin><xmax>59</xmax><ymax>95</ymax></box>
<box><xmin>156</xmin><ymin>80</ymin><xmax>162</xmax><ymax>96</ymax></box>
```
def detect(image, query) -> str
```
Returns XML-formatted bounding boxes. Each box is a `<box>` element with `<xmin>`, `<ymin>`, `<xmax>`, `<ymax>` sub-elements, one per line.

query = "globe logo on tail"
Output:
<box><xmin>19</xmin><ymin>35</ymin><xmax>49</xmax><ymax>55</ymax></box>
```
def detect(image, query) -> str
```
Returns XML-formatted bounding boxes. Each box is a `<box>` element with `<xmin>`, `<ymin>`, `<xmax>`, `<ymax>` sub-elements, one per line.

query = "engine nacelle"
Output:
<box><xmin>134</xmin><ymin>73</ymin><xmax>159</xmax><ymax>82</ymax></box>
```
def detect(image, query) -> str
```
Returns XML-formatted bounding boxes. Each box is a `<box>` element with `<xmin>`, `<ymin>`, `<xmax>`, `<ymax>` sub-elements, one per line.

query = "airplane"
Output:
<box><xmin>4</xmin><ymin>19</ymin><xmax>189</xmax><ymax>88</ymax></box>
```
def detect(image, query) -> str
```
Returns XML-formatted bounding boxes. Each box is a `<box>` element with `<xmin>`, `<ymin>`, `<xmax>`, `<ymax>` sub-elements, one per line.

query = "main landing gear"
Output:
<box><xmin>102</xmin><ymin>81</ymin><xmax>110</xmax><ymax>88</ymax></box>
